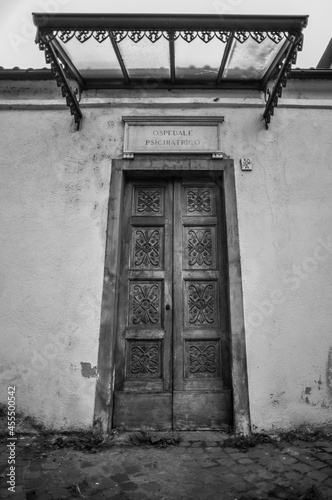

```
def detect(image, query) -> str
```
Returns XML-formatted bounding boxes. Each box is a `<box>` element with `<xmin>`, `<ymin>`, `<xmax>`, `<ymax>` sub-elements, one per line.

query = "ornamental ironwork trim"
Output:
<box><xmin>38</xmin><ymin>28</ymin><xmax>300</xmax><ymax>45</ymax></box>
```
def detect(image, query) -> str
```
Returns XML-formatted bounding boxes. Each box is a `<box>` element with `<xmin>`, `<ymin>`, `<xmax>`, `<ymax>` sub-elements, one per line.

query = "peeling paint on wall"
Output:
<box><xmin>301</xmin><ymin>375</ymin><xmax>331</xmax><ymax>409</ymax></box>
<box><xmin>270</xmin><ymin>391</ymin><xmax>285</xmax><ymax>406</ymax></box>
<box><xmin>80</xmin><ymin>363</ymin><xmax>97</xmax><ymax>378</ymax></box>
<box><xmin>327</xmin><ymin>347</ymin><xmax>332</xmax><ymax>397</ymax></box>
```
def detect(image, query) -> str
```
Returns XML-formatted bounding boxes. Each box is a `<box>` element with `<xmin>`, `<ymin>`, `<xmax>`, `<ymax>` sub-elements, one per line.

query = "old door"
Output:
<box><xmin>113</xmin><ymin>176</ymin><xmax>232</xmax><ymax>430</ymax></box>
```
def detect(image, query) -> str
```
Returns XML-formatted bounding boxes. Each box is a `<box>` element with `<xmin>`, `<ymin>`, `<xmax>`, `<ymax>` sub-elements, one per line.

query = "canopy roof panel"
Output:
<box><xmin>32</xmin><ymin>13</ymin><xmax>308</xmax><ymax>129</ymax></box>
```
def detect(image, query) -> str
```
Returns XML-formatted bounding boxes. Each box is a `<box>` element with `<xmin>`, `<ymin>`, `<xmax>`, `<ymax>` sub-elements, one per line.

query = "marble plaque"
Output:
<box><xmin>123</xmin><ymin>116</ymin><xmax>224</xmax><ymax>157</ymax></box>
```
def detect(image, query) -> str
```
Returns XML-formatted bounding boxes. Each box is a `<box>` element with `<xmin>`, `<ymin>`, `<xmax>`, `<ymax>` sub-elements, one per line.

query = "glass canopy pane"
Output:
<box><xmin>175</xmin><ymin>35</ymin><xmax>226</xmax><ymax>80</ymax></box>
<box><xmin>117</xmin><ymin>36</ymin><xmax>170</xmax><ymax>79</ymax></box>
<box><xmin>57</xmin><ymin>36</ymin><xmax>123</xmax><ymax>78</ymax></box>
<box><xmin>223</xmin><ymin>37</ymin><xmax>284</xmax><ymax>80</ymax></box>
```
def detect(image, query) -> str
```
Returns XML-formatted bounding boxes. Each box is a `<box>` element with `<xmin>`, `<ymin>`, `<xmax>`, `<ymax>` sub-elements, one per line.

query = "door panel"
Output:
<box><xmin>113</xmin><ymin>180</ymin><xmax>173</xmax><ymax>430</ymax></box>
<box><xmin>113</xmin><ymin>175</ymin><xmax>232</xmax><ymax>430</ymax></box>
<box><xmin>172</xmin><ymin>178</ymin><xmax>231</xmax><ymax>430</ymax></box>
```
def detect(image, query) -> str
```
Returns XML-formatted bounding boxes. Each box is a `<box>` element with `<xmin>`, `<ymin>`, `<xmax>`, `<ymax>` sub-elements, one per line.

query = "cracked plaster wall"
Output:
<box><xmin>0</xmin><ymin>82</ymin><xmax>332</xmax><ymax>431</ymax></box>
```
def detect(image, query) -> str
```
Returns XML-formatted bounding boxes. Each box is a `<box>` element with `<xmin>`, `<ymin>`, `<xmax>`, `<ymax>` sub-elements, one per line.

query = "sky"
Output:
<box><xmin>0</xmin><ymin>0</ymin><xmax>331</xmax><ymax>69</ymax></box>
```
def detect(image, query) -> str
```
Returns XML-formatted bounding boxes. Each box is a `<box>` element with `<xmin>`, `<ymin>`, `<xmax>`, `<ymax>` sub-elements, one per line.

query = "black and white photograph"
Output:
<box><xmin>0</xmin><ymin>1</ymin><xmax>332</xmax><ymax>499</ymax></box>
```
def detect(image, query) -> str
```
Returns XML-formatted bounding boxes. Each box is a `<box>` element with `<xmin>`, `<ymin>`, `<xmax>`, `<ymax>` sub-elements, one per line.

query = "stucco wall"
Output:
<box><xmin>0</xmin><ymin>81</ymin><xmax>331</xmax><ymax>431</ymax></box>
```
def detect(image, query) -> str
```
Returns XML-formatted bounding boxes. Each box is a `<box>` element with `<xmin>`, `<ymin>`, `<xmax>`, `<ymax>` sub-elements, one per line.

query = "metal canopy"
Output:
<box><xmin>32</xmin><ymin>13</ymin><xmax>308</xmax><ymax>130</ymax></box>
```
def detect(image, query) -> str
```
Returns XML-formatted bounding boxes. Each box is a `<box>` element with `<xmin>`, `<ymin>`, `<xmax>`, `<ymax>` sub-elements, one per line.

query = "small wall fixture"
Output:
<box><xmin>240</xmin><ymin>158</ymin><xmax>252</xmax><ymax>171</ymax></box>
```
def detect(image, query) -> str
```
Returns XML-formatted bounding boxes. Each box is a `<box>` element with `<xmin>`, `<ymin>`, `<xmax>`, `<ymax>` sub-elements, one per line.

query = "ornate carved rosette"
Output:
<box><xmin>188</xmin><ymin>229</ymin><xmax>213</xmax><ymax>267</ymax></box>
<box><xmin>187</xmin><ymin>189</ymin><xmax>211</xmax><ymax>213</ymax></box>
<box><xmin>188</xmin><ymin>283</ymin><xmax>215</xmax><ymax>324</ymax></box>
<box><xmin>132</xmin><ymin>284</ymin><xmax>160</xmax><ymax>325</ymax></box>
<box><xmin>137</xmin><ymin>190</ymin><xmax>162</xmax><ymax>214</ymax></box>
<box><xmin>189</xmin><ymin>344</ymin><xmax>217</xmax><ymax>373</ymax></box>
<box><xmin>130</xmin><ymin>344</ymin><xmax>159</xmax><ymax>375</ymax></box>
<box><xmin>134</xmin><ymin>229</ymin><xmax>160</xmax><ymax>267</ymax></box>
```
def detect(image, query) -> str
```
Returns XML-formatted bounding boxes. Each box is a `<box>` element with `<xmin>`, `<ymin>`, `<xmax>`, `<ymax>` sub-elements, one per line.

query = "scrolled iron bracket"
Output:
<box><xmin>263</xmin><ymin>31</ymin><xmax>303</xmax><ymax>129</ymax></box>
<box><xmin>36</xmin><ymin>29</ymin><xmax>83</xmax><ymax>130</ymax></box>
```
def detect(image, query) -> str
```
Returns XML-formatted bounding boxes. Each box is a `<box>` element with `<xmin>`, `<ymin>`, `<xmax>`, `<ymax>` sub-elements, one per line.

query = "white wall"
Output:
<box><xmin>0</xmin><ymin>81</ymin><xmax>331</xmax><ymax>431</ymax></box>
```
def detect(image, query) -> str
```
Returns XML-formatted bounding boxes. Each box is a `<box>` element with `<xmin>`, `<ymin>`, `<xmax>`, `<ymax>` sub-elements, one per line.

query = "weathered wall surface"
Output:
<box><xmin>0</xmin><ymin>81</ymin><xmax>331</xmax><ymax>430</ymax></box>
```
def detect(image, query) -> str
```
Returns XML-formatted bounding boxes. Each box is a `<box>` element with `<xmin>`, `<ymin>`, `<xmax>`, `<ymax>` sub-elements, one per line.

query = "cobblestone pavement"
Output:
<box><xmin>0</xmin><ymin>432</ymin><xmax>332</xmax><ymax>500</ymax></box>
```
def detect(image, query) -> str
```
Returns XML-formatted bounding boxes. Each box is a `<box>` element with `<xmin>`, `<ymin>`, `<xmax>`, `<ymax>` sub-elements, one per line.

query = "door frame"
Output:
<box><xmin>93</xmin><ymin>156</ymin><xmax>251</xmax><ymax>435</ymax></box>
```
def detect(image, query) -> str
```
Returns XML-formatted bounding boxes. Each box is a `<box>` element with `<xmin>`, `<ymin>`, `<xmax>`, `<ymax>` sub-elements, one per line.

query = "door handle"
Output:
<box><xmin>165</xmin><ymin>304</ymin><xmax>170</xmax><ymax>310</ymax></box>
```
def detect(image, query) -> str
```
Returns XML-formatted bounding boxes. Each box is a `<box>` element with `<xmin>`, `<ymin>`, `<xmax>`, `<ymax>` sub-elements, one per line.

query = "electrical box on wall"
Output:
<box><xmin>240</xmin><ymin>158</ymin><xmax>252</xmax><ymax>171</ymax></box>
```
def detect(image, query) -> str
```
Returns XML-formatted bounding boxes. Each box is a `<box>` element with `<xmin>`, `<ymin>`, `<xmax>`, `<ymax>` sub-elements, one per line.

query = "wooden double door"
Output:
<box><xmin>113</xmin><ymin>176</ymin><xmax>232</xmax><ymax>430</ymax></box>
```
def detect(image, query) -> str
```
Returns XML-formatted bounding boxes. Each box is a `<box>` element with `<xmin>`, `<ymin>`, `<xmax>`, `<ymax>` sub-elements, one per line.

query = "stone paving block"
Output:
<box><xmin>243</xmin><ymin>473</ymin><xmax>258</xmax><ymax>483</ymax></box>
<box><xmin>255</xmin><ymin>481</ymin><xmax>272</xmax><ymax>492</ymax></box>
<box><xmin>324</xmin><ymin>477</ymin><xmax>332</xmax><ymax>488</ymax></box>
<box><xmin>246</xmin><ymin>449</ymin><xmax>269</xmax><ymax>459</ymax></box>
<box><xmin>103</xmin><ymin>495</ymin><xmax>126</xmax><ymax>500</ymax></box>
<box><xmin>232</xmin><ymin>481</ymin><xmax>250</xmax><ymax>492</ymax></box>
<box><xmin>140</xmin><ymin>481</ymin><xmax>162</xmax><ymax>492</ymax></box>
<box><xmin>48</xmin><ymin>486</ymin><xmax>70</xmax><ymax>499</ymax></box>
<box><xmin>314</xmin><ymin>441</ymin><xmax>332</xmax><ymax>448</ymax></box>
<box><xmin>316</xmin><ymin>452</ymin><xmax>332</xmax><ymax>461</ymax></box>
<box><xmin>28</xmin><ymin>463</ymin><xmax>43</xmax><ymax>472</ymax></box>
<box><xmin>306</xmin><ymin>469</ymin><xmax>329</xmax><ymax>482</ymax></box>
<box><xmin>292</xmin><ymin>462</ymin><xmax>314</xmax><ymax>474</ymax></box>
<box><xmin>307</xmin><ymin>459</ymin><xmax>327</xmax><ymax>470</ymax></box>
<box><xmin>24</xmin><ymin>471</ymin><xmax>42</xmax><ymax>479</ymax></box>
<box><xmin>257</xmin><ymin>470</ymin><xmax>275</xmax><ymax>480</ymax></box>
<box><xmin>97</xmin><ymin>477</ymin><xmax>118</xmax><ymax>490</ymax></box>
<box><xmin>29</xmin><ymin>494</ymin><xmax>52</xmax><ymax>500</ymax></box>
<box><xmin>250</xmin><ymin>490</ymin><xmax>269</xmax><ymax>499</ymax></box>
<box><xmin>0</xmin><ymin>492</ymin><xmax>26</xmax><ymax>500</ymax></box>
<box><xmin>284</xmin><ymin>470</ymin><xmax>303</xmax><ymax>482</ymax></box>
<box><xmin>41</xmin><ymin>462</ymin><xmax>60</xmax><ymax>470</ymax></box>
<box><xmin>266</xmin><ymin>460</ymin><xmax>286</xmax><ymax>472</ymax></box>
<box><xmin>227</xmin><ymin>452</ymin><xmax>249</xmax><ymax>460</ymax></box>
<box><xmin>320</xmin><ymin>466</ymin><xmax>332</xmax><ymax>477</ymax></box>
<box><xmin>205</xmin><ymin>442</ymin><xmax>218</xmax><ymax>447</ymax></box>
<box><xmin>216</xmin><ymin>458</ymin><xmax>235</xmax><ymax>467</ymax></box>
<box><xmin>186</xmin><ymin>448</ymin><xmax>203</xmax><ymax>455</ymax></box>
<box><xmin>224</xmin><ymin>464</ymin><xmax>247</xmax><ymax>474</ymax></box>
<box><xmin>237</xmin><ymin>458</ymin><xmax>254</xmax><ymax>465</ymax></box>
<box><xmin>190</xmin><ymin>442</ymin><xmax>203</xmax><ymax>448</ymax></box>
<box><xmin>205</xmin><ymin>450</ymin><xmax>224</xmax><ymax>457</ymax></box>
<box><xmin>274</xmin><ymin>478</ymin><xmax>291</xmax><ymax>488</ymax></box>
<box><xmin>0</xmin><ymin>463</ymin><xmax>8</xmax><ymax>473</ymax></box>
<box><xmin>324</xmin><ymin>487</ymin><xmax>332</xmax><ymax>500</ymax></box>
<box><xmin>110</xmin><ymin>473</ymin><xmax>130</xmax><ymax>483</ymax></box>
<box><xmin>121</xmin><ymin>481</ymin><xmax>138</xmax><ymax>491</ymax></box>
<box><xmin>101</xmin><ymin>487</ymin><xmax>122</xmax><ymax>498</ymax></box>
<box><xmin>278</xmin><ymin>455</ymin><xmax>298</xmax><ymax>465</ymax></box>
<box><xmin>223</xmin><ymin>447</ymin><xmax>235</xmax><ymax>454</ymax></box>
<box><xmin>222</xmin><ymin>473</ymin><xmax>239</xmax><ymax>484</ymax></box>
<box><xmin>25</xmin><ymin>478</ymin><xmax>45</xmax><ymax>489</ymax></box>
<box><xmin>201</xmin><ymin>458</ymin><xmax>219</xmax><ymax>467</ymax></box>
<box><xmin>125</xmin><ymin>492</ymin><xmax>150</xmax><ymax>500</ymax></box>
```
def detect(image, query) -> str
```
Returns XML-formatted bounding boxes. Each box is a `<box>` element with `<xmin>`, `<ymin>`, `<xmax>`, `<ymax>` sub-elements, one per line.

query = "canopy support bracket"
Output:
<box><xmin>36</xmin><ymin>30</ymin><xmax>83</xmax><ymax>130</ymax></box>
<box><xmin>263</xmin><ymin>33</ymin><xmax>303</xmax><ymax>129</ymax></box>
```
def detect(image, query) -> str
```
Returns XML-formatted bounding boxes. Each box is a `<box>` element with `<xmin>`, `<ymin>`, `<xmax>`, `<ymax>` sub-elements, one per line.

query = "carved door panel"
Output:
<box><xmin>172</xmin><ymin>179</ymin><xmax>232</xmax><ymax>429</ymax></box>
<box><xmin>113</xmin><ymin>180</ymin><xmax>173</xmax><ymax>429</ymax></box>
<box><xmin>113</xmin><ymin>176</ymin><xmax>232</xmax><ymax>430</ymax></box>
